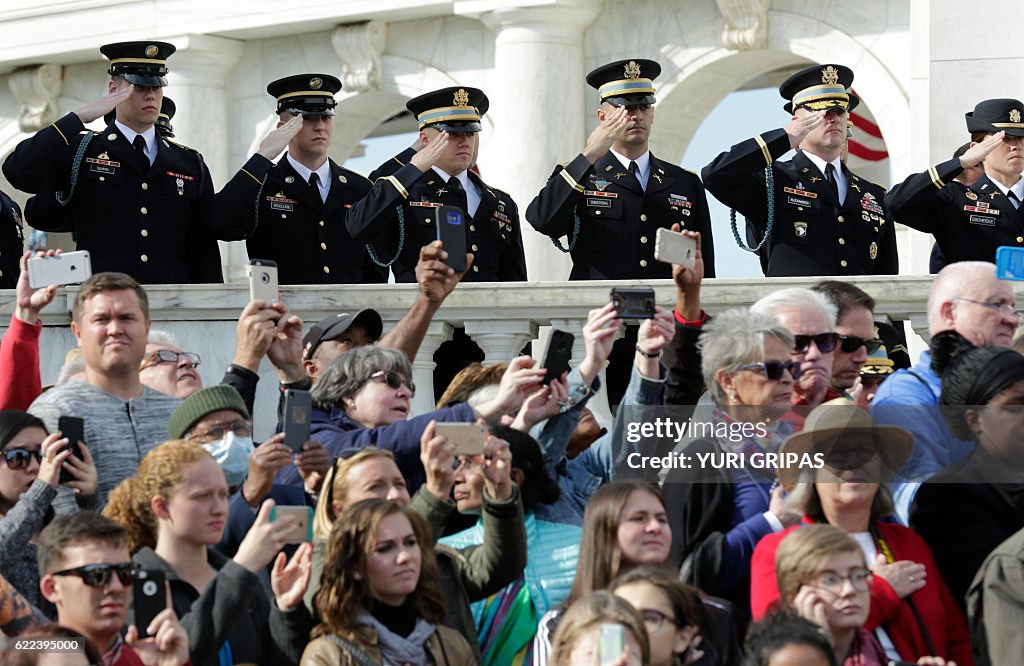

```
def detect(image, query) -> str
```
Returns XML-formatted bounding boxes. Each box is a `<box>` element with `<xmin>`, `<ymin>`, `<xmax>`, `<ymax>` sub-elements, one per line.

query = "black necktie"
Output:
<box><xmin>448</xmin><ymin>176</ymin><xmax>468</xmax><ymax>215</ymax></box>
<box><xmin>825</xmin><ymin>163</ymin><xmax>841</xmax><ymax>204</ymax></box>
<box><xmin>1009</xmin><ymin>191</ymin><xmax>1021</xmax><ymax>210</ymax></box>
<box><xmin>308</xmin><ymin>172</ymin><xmax>323</xmax><ymax>203</ymax></box>
<box><xmin>629</xmin><ymin>160</ymin><xmax>643</xmax><ymax>190</ymax></box>
<box><xmin>132</xmin><ymin>135</ymin><xmax>148</xmax><ymax>168</ymax></box>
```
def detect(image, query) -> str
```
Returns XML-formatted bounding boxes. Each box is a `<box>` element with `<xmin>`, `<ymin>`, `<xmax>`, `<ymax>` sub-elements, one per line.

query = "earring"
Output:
<box><xmin>352</xmin><ymin>571</ymin><xmax>362</xmax><ymax>580</ymax></box>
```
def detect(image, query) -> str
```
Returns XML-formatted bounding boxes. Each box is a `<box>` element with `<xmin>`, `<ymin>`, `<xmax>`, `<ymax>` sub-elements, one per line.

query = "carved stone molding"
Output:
<box><xmin>8</xmin><ymin>64</ymin><xmax>62</xmax><ymax>133</ymax></box>
<box><xmin>715</xmin><ymin>0</ymin><xmax>770</xmax><ymax>51</ymax></box>
<box><xmin>332</xmin><ymin>21</ymin><xmax>387</xmax><ymax>93</ymax></box>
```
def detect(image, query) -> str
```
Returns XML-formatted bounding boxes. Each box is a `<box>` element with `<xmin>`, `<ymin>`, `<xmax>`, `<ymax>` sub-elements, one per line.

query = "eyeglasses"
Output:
<box><xmin>1</xmin><ymin>448</ymin><xmax>42</xmax><ymax>470</ymax></box>
<box><xmin>836</xmin><ymin>334</ymin><xmax>882</xmax><ymax>354</ymax></box>
<box><xmin>140</xmin><ymin>349</ymin><xmax>201</xmax><ymax>370</ymax></box>
<box><xmin>189</xmin><ymin>420</ymin><xmax>252</xmax><ymax>443</ymax></box>
<box><xmin>51</xmin><ymin>563</ymin><xmax>135</xmax><ymax>588</ymax></box>
<box><xmin>739</xmin><ymin>360</ymin><xmax>803</xmax><ymax>381</ymax></box>
<box><xmin>367</xmin><ymin>370</ymin><xmax>415</xmax><ymax>395</ymax></box>
<box><xmin>639</xmin><ymin>609</ymin><xmax>676</xmax><ymax>633</ymax></box>
<box><xmin>793</xmin><ymin>332</ymin><xmax>839</xmax><ymax>354</ymax></box>
<box><xmin>811</xmin><ymin>568</ymin><xmax>872</xmax><ymax>593</ymax></box>
<box><xmin>954</xmin><ymin>297</ymin><xmax>1022</xmax><ymax>320</ymax></box>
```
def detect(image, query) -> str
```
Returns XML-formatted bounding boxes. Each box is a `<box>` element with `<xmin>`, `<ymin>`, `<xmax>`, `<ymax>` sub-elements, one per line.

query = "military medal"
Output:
<box><xmin>966</xmin><ymin>191</ymin><xmax>978</xmax><ymax>200</ymax></box>
<box><xmin>869</xmin><ymin>242</ymin><xmax>879</xmax><ymax>260</ymax></box>
<box><xmin>176</xmin><ymin>177</ymin><xmax>184</xmax><ymax>196</ymax></box>
<box><xmin>592</xmin><ymin>179</ymin><xmax>610</xmax><ymax>191</ymax></box>
<box><xmin>794</xmin><ymin>221</ymin><xmax>808</xmax><ymax>237</ymax></box>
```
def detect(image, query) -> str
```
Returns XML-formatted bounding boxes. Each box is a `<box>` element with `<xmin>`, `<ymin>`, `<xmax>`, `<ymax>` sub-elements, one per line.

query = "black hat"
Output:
<box><xmin>407</xmin><ymin>87</ymin><xmax>488</xmax><ymax>133</ymax></box>
<box><xmin>267</xmin><ymin>74</ymin><xmax>341</xmax><ymax>116</ymax></box>
<box><xmin>779</xmin><ymin>64</ymin><xmax>860</xmax><ymax>114</ymax></box>
<box><xmin>100</xmin><ymin>41</ymin><xmax>176</xmax><ymax>87</ymax></box>
<box><xmin>302</xmin><ymin>310</ymin><xmax>384</xmax><ymax>360</ymax></box>
<box><xmin>586</xmin><ymin>59</ymin><xmax>660</xmax><ymax>107</ymax></box>
<box><xmin>965</xmin><ymin>98</ymin><xmax>1024</xmax><ymax>137</ymax></box>
<box><xmin>155</xmin><ymin>97</ymin><xmax>176</xmax><ymax>137</ymax></box>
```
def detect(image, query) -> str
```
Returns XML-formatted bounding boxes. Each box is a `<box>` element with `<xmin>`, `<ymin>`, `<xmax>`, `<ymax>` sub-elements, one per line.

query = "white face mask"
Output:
<box><xmin>202</xmin><ymin>432</ymin><xmax>255</xmax><ymax>487</ymax></box>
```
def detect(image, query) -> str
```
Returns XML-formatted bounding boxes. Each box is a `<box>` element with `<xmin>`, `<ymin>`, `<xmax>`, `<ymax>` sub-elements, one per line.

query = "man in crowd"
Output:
<box><xmin>3</xmin><ymin>41</ymin><xmax>223</xmax><ymax>283</ymax></box>
<box><xmin>703</xmin><ymin>63</ymin><xmax>897</xmax><ymax>276</ymax></box>
<box><xmin>811</xmin><ymin>280</ymin><xmax>881</xmax><ymax>397</ymax></box>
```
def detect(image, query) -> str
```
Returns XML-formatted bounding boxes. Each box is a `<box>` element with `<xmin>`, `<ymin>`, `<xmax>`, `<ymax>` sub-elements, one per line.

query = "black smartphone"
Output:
<box><xmin>541</xmin><ymin>330</ymin><xmax>575</xmax><ymax>385</ymax></box>
<box><xmin>435</xmin><ymin>204</ymin><xmax>468</xmax><ymax>272</ymax></box>
<box><xmin>610</xmin><ymin>287</ymin><xmax>656</xmax><ymax>319</ymax></box>
<box><xmin>57</xmin><ymin>416</ymin><xmax>84</xmax><ymax>484</ymax></box>
<box><xmin>282</xmin><ymin>389</ymin><xmax>312</xmax><ymax>453</ymax></box>
<box><xmin>132</xmin><ymin>569</ymin><xmax>166</xmax><ymax>637</ymax></box>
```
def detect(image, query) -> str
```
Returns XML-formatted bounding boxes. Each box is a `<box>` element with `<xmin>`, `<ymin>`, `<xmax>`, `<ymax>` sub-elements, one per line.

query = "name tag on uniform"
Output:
<box><xmin>86</xmin><ymin>157</ymin><xmax>119</xmax><ymax>174</ymax></box>
<box><xmin>584</xmin><ymin>190</ymin><xmax>618</xmax><ymax>198</ymax></box>
<box><xmin>787</xmin><ymin>196</ymin><xmax>814</xmax><ymax>207</ymax></box>
<box><xmin>410</xmin><ymin>201</ymin><xmax>442</xmax><ymax>208</ymax></box>
<box><xmin>969</xmin><ymin>215</ymin><xmax>996</xmax><ymax>226</ymax></box>
<box><xmin>266</xmin><ymin>195</ymin><xmax>296</xmax><ymax>211</ymax></box>
<box><xmin>587</xmin><ymin>198</ymin><xmax>612</xmax><ymax>208</ymax></box>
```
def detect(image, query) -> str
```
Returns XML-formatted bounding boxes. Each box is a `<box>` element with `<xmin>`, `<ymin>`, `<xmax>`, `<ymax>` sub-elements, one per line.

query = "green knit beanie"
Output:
<box><xmin>168</xmin><ymin>385</ymin><xmax>250</xmax><ymax>440</ymax></box>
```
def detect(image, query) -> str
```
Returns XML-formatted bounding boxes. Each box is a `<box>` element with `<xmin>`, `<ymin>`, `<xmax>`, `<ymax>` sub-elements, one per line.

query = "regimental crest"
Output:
<box><xmin>98</xmin><ymin>151</ymin><xmax>110</xmax><ymax>160</ymax></box>
<box><xmin>821</xmin><ymin>66</ymin><xmax>840</xmax><ymax>85</ymax></box>
<box><xmin>145</xmin><ymin>45</ymin><xmax>159</xmax><ymax>58</ymax></box>
<box><xmin>453</xmin><ymin>88</ymin><xmax>470</xmax><ymax>107</ymax></box>
<box><xmin>310</xmin><ymin>77</ymin><xmax>323</xmax><ymax>90</ymax></box>
<box><xmin>1012</xmin><ymin>109</ymin><xmax>1022</xmax><ymax>123</ymax></box>
<box><xmin>624</xmin><ymin>60</ymin><xmax>642</xmax><ymax>80</ymax></box>
<box><xmin>592</xmin><ymin>179</ymin><xmax>610</xmax><ymax>191</ymax></box>
<box><xmin>794</xmin><ymin>221</ymin><xmax>808</xmax><ymax>237</ymax></box>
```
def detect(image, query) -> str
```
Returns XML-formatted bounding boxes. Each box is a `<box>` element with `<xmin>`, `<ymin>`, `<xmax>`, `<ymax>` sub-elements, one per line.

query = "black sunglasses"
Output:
<box><xmin>739</xmin><ymin>360</ymin><xmax>803</xmax><ymax>381</ymax></box>
<box><xmin>793</xmin><ymin>332</ymin><xmax>839</xmax><ymax>354</ymax></box>
<box><xmin>1</xmin><ymin>448</ymin><xmax>42</xmax><ymax>470</ymax></box>
<box><xmin>836</xmin><ymin>334</ymin><xmax>882</xmax><ymax>354</ymax></box>
<box><xmin>51</xmin><ymin>563</ymin><xmax>135</xmax><ymax>588</ymax></box>
<box><xmin>368</xmin><ymin>370</ymin><xmax>415</xmax><ymax>395</ymax></box>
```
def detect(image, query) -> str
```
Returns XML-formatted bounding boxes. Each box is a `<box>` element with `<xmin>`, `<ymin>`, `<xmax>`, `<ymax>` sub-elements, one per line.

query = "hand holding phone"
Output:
<box><xmin>282</xmin><ymin>390</ymin><xmax>312</xmax><ymax>453</ymax></box>
<box><xmin>654</xmin><ymin>227</ymin><xmax>696</xmax><ymax>267</ymax></box>
<box><xmin>57</xmin><ymin>416</ymin><xmax>84</xmax><ymax>484</ymax></box>
<box><xmin>269</xmin><ymin>505</ymin><xmax>313</xmax><ymax>544</ymax></box>
<box><xmin>434</xmin><ymin>205</ymin><xmax>468</xmax><ymax>272</ymax></box>
<box><xmin>610</xmin><ymin>287</ymin><xmax>656</xmax><ymax>319</ymax></box>
<box><xmin>132</xmin><ymin>569</ymin><xmax>167</xmax><ymax>637</ymax></box>
<box><xmin>27</xmin><ymin>251</ymin><xmax>92</xmax><ymax>289</ymax></box>
<box><xmin>434</xmin><ymin>422</ymin><xmax>486</xmax><ymax>456</ymax></box>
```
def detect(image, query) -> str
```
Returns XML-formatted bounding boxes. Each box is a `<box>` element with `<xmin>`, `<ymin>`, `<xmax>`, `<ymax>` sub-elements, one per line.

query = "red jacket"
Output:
<box><xmin>751</xmin><ymin>519</ymin><xmax>973</xmax><ymax>666</ymax></box>
<box><xmin>0</xmin><ymin>314</ymin><xmax>42</xmax><ymax>411</ymax></box>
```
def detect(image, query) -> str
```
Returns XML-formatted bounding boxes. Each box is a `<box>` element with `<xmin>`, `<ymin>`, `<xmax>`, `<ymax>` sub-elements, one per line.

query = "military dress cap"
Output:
<box><xmin>407</xmin><ymin>87</ymin><xmax>489</xmax><ymax>133</ymax></box>
<box><xmin>860</xmin><ymin>344</ymin><xmax>895</xmax><ymax>379</ymax></box>
<box><xmin>100</xmin><ymin>41</ymin><xmax>176</xmax><ymax>87</ymax></box>
<box><xmin>965</xmin><ymin>98</ymin><xmax>1024</xmax><ymax>137</ymax></box>
<box><xmin>586</xmin><ymin>59</ymin><xmax>660</xmax><ymax>107</ymax></box>
<box><xmin>779</xmin><ymin>63</ymin><xmax>860</xmax><ymax>114</ymax></box>
<box><xmin>156</xmin><ymin>97</ymin><xmax>176</xmax><ymax>137</ymax></box>
<box><xmin>267</xmin><ymin>74</ymin><xmax>341</xmax><ymax>116</ymax></box>
<box><xmin>302</xmin><ymin>309</ymin><xmax>384</xmax><ymax>360</ymax></box>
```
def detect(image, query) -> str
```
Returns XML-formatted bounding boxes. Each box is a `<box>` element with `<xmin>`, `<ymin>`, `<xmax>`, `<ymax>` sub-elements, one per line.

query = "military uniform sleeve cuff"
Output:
<box><xmin>930</xmin><ymin>157</ymin><xmax>964</xmax><ymax>190</ymax></box>
<box><xmin>240</xmin><ymin>154</ymin><xmax>274</xmax><ymax>184</ymax></box>
<box><xmin>53</xmin><ymin>113</ymin><xmax>86</xmax><ymax>146</ymax></box>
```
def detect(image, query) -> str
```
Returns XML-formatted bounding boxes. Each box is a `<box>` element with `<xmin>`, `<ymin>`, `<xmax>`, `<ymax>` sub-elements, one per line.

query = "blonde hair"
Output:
<box><xmin>550</xmin><ymin>591</ymin><xmax>650</xmax><ymax>665</ymax></box>
<box><xmin>312</xmin><ymin>448</ymin><xmax>397</xmax><ymax>539</ymax></box>
<box><xmin>104</xmin><ymin>440</ymin><xmax>214</xmax><ymax>553</ymax></box>
<box><xmin>775</xmin><ymin>524</ymin><xmax>864</xmax><ymax>604</ymax></box>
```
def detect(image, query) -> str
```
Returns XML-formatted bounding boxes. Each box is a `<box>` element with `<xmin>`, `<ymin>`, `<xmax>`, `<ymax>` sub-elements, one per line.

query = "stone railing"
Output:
<box><xmin>0</xmin><ymin>276</ymin><xmax>964</xmax><ymax>437</ymax></box>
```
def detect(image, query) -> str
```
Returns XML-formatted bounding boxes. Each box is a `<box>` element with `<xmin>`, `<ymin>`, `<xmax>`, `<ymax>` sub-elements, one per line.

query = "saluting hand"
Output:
<box><xmin>410</xmin><ymin>131</ymin><xmax>450</xmax><ymax>173</ymax></box>
<box><xmin>258</xmin><ymin>115</ymin><xmax>304</xmax><ymax>160</ymax></box>
<box><xmin>583</xmin><ymin>106</ymin><xmax>630</xmax><ymax>164</ymax></box>
<box><xmin>960</xmin><ymin>131</ymin><xmax>1005</xmax><ymax>169</ymax></box>
<box><xmin>74</xmin><ymin>86</ymin><xmax>134</xmax><ymax>124</ymax></box>
<box><xmin>786</xmin><ymin>110</ymin><xmax>826</xmax><ymax>150</ymax></box>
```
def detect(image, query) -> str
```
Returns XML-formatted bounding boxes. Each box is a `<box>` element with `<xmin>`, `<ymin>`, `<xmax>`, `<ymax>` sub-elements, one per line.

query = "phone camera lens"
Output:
<box><xmin>260</xmin><ymin>272</ymin><xmax>270</xmax><ymax>284</ymax></box>
<box><xmin>142</xmin><ymin>580</ymin><xmax>158</xmax><ymax>596</ymax></box>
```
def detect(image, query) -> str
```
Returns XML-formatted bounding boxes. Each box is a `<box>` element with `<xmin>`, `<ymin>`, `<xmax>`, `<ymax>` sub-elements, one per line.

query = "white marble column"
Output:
<box><xmin>410</xmin><ymin>321</ymin><xmax>454</xmax><ymax>415</ymax></box>
<box><xmin>463</xmin><ymin>318</ymin><xmax>537</xmax><ymax>362</ymax></box>
<box><xmin>458</xmin><ymin>0</ymin><xmax>601</xmax><ymax>282</ymax></box>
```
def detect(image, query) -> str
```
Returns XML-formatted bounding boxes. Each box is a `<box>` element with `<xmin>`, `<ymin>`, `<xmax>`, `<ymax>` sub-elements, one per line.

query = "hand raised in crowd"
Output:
<box><xmin>960</xmin><ymin>130</ymin><xmax>1005</xmax><ymax>169</ymax></box>
<box><xmin>635</xmin><ymin>306</ymin><xmax>675</xmax><ymax>376</ymax></box>
<box><xmin>74</xmin><ymin>86</ymin><xmax>134</xmax><ymax>124</ymax></box>
<box><xmin>785</xmin><ymin>110</ymin><xmax>826</xmax><ymax>150</ymax></box>
<box><xmin>15</xmin><ymin>251</ymin><xmax>60</xmax><ymax>324</ymax></box>
<box><xmin>36</xmin><ymin>433</ymin><xmax>74</xmax><ymax>489</ymax></box>
<box><xmin>671</xmin><ymin>228</ymin><xmax>704</xmax><ymax>321</ymax></box>
<box><xmin>232</xmin><ymin>499</ymin><xmax>299</xmax><ymax>574</ymax></box>
<box><xmin>420</xmin><ymin>420</ymin><xmax>456</xmax><ymax>501</ymax></box>
<box><xmin>582</xmin><ymin>105</ymin><xmax>631</xmax><ymax>164</ymax></box>
<box><xmin>271</xmin><ymin>541</ymin><xmax>313</xmax><ymax>611</ymax></box>
<box><xmin>58</xmin><ymin>441</ymin><xmax>97</xmax><ymax>497</ymax></box>
<box><xmin>125</xmin><ymin>590</ymin><xmax>190</xmax><ymax>666</ymax></box>
<box><xmin>477</xmin><ymin>355</ymin><xmax>547</xmax><ymax>420</ymax></box>
<box><xmin>416</xmin><ymin>241</ymin><xmax>473</xmax><ymax>306</ymax></box>
<box><xmin>871</xmin><ymin>553</ymin><xmax>927</xmax><ymax>599</ymax></box>
<box><xmin>768</xmin><ymin>484</ymin><xmax>803</xmax><ymax>528</ymax></box>
<box><xmin>479</xmin><ymin>430</ymin><xmax>514</xmax><ymax>501</ymax></box>
<box><xmin>232</xmin><ymin>299</ymin><xmax>286</xmax><ymax>373</ymax></box>
<box><xmin>510</xmin><ymin>375</ymin><xmax>568</xmax><ymax>432</ymax></box>
<box><xmin>578</xmin><ymin>302</ymin><xmax>621</xmax><ymax>386</ymax></box>
<box><xmin>257</xmin><ymin>114</ymin><xmax>303</xmax><ymax>160</ymax></box>
<box><xmin>410</xmin><ymin>131</ymin><xmax>450</xmax><ymax>173</ymax></box>
<box><xmin>240</xmin><ymin>433</ymin><xmax>293</xmax><ymax>507</ymax></box>
<box><xmin>267</xmin><ymin>303</ymin><xmax>306</xmax><ymax>384</ymax></box>
<box><xmin>791</xmin><ymin>585</ymin><xmax>831</xmax><ymax>635</ymax></box>
<box><xmin>295</xmin><ymin>439</ymin><xmax>331</xmax><ymax>495</ymax></box>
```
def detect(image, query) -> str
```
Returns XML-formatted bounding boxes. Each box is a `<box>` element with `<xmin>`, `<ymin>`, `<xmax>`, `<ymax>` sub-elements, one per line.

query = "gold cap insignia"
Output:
<box><xmin>794</xmin><ymin>221</ymin><xmax>808</xmax><ymax>238</ymax></box>
<box><xmin>821</xmin><ymin>65</ymin><xmax>840</xmax><ymax>85</ymax></box>
<box><xmin>310</xmin><ymin>77</ymin><xmax>323</xmax><ymax>90</ymax></box>
<box><xmin>624</xmin><ymin>60</ymin><xmax>642</xmax><ymax>80</ymax></box>
<box><xmin>869</xmin><ymin>241</ymin><xmax>879</xmax><ymax>260</ymax></box>
<box><xmin>145</xmin><ymin>45</ymin><xmax>159</xmax><ymax>58</ymax></box>
<box><xmin>453</xmin><ymin>88</ymin><xmax>470</xmax><ymax>107</ymax></box>
<box><xmin>1011</xmin><ymin>109</ymin><xmax>1022</xmax><ymax>123</ymax></box>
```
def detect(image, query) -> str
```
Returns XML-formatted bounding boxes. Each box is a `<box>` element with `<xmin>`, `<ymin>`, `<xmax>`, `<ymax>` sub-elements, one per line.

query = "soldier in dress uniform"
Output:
<box><xmin>0</xmin><ymin>192</ymin><xmax>24</xmax><ymax>288</ymax></box>
<box><xmin>887</xmin><ymin>98</ymin><xmax>1024</xmax><ymax>266</ymax></box>
<box><xmin>2</xmin><ymin>41</ymin><xmax>223</xmax><ymax>283</ymax></box>
<box><xmin>215</xmin><ymin>74</ymin><xmax>386</xmax><ymax>284</ymax></box>
<box><xmin>703</xmin><ymin>63</ymin><xmax>897</xmax><ymax>277</ymax></box>
<box><xmin>527</xmin><ymin>58</ymin><xmax>716</xmax><ymax>279</ymax></box>
<box><xmin>346</xmin><ymin>86</ymin><xmax>527</xmax><ymax>283</ymax></box>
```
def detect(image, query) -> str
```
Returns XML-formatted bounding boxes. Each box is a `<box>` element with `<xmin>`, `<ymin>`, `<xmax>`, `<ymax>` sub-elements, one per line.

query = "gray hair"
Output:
<box><xmin>147</xmin><ymin>329</ymin><xmax>178</xmax><ymax>346</ymax></box>
<box><xmin>56</xmin><ymin>354</ymin><xmax>86</xmax><ymax>385</ymax></box>
<box><xmin>699</xmin><ymin>308</ymin><xmax>794</xmax><ymax>405</ymax></box>
<box><xmin>311</xmin><ymin>345</ymin><xmax>414</xmax><ymax>410</ymax></box>
<box><xmin>927</xmin><ymin>261</ymin><xmax>999</xmax><ymax>334</ymax></box>
<box><xmin>751</xmin><ymin>287</ymin><xmax>838</xmax><ymax>330</ymax></box>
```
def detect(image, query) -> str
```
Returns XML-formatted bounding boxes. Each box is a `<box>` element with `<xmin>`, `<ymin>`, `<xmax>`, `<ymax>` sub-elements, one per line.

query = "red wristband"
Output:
<box><xmin>674</xmin><ymin>309</ymin><xmax>707</xmax><ymax>327</ymax></box>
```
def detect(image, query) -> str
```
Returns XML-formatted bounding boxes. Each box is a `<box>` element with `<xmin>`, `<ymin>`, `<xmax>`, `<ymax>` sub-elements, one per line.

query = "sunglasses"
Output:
<box><xmin>739</xmin><ymin>360</ymin><xmax>803</xmax><ymax>381</ymax></box>
<box><xmin>793</xmin><ymin>332</ymin><xmax>839</xmax><ymax>354</ymax></box>
<box><xmin>140</xmin><ymin>349</ymin><xmax>201</xmax><ymax>370</ymax></box>
<box><xmin>1</xmin><ymin>448</ymin><xmax>42</xmax><ymax>470</ymax></box>
<box><xmin>836</xmin><ymin>334</ymin><xmax>882</xmax><ymax>354</ymax></box>
<box><xmin>51</xmin><ymin>563</ymin><xmax>135</xmax><ymax>588</ymax></box>
<box><xmin>368</xmin><ymin>370</ymin><xmax>415</xmax><ymax>395</ymax></box>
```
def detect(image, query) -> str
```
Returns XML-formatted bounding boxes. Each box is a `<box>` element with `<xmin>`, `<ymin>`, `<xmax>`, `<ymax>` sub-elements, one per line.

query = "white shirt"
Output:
<box><xmin>286</xmin><ymin>153</ymin><xmax>331</xmax><ymax>203</ymax></box>
<box><xmin>990</xmin><ymin>175</ymin><xmax>1024</xmax><ymax>208</ymax></box>
<box><xmin>610</xmin><ymin>148</ymin><xmax>651</xmax><ymax>191</ymax></box>
<box><xmin>850</xmin><ymin>531</ymin><xmax>901</xmax><ymax>661</ymax></box>
<box><xmin>802</xmin><ymin>151</ymin><xmax>847</xmax><ymax>205</ymax></box>
<box><xmin>114</xmin><ymin>121</ymin><xmax>157</xmax><ymax>166</ymax></box>
<box><xmin>431</xmin><ymin>166</ymin><xmax>481</xmax><ymax>217</ymax></box>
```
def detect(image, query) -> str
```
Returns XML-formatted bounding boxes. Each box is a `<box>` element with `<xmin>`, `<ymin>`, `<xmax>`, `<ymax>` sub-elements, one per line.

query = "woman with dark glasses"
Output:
<box><xmin>0</xmin><ymin>410</ymin><xmax>96</xmax><ymax>612</ymax></box>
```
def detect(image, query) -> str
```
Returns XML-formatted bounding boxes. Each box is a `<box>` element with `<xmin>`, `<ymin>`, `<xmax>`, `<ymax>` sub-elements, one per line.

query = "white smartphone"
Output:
<box><xmin>654</xmin><ymin>227</ymin><xmax>697</xmax><ymax>268</ymax></box>
<box><xmin>27</xmin><ymin>251</ymin><xmax>92</xmax><ymax>289</ymax></box>
<box><xmin>247</xmin><ymin>259</ymin><xmax>279</xmax><ymax>303</ymax></box>
<box><xmin>435</xmin><ymin>422</ymin><xmax>486</xmax><ymax>456</ymax></box>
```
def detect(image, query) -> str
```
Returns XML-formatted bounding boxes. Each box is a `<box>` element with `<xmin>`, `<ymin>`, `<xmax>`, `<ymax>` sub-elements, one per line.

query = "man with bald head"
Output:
<box><xmin>872</xmin><ymin>261</ymin><xmax>1018</xmax><ymax>522</ymax></box>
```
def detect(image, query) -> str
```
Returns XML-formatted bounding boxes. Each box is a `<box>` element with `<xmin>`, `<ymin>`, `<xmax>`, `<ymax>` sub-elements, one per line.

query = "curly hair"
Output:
<box><xmin>103</xmin><ymin>440</ymin><xmax>214</xmax><ymax>553</ymax></box>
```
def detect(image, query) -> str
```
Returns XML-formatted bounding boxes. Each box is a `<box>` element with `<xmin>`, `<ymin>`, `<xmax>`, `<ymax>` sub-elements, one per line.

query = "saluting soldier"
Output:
<box><xmin>346</xmin><ymin>86</ymin><xmax>527</xmax><ymax>283</ymax></box>
<box><xmin>215</xmin><ymin>74</ymin><xmax>386</xmax><ymax>284</ymax></box>
<box><xmin>0</xmin><ymin>192</ymin><xmax>24</xmax><ymax>288</ymax></box>
<box><xmin>2</xmin><ymin>41</ymin><xmax>223</xmax><ymax>283</ymax></box>
<box><xmin>887</xmin><ymin>99</ymin><xmax>1024</xmax><ymax>265</ymax></box>
<box><xmin>703</xmin><ymin>63</ymin><xmax>897</xmax><ymax>277</ymax></box>
<box><xmin>527</xmin><ymin>58</ymin><xmax>716</xmax><ymax>279</ymax></box>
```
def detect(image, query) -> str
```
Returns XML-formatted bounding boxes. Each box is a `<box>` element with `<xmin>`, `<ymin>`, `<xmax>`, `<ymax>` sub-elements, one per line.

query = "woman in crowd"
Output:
<box><xmin>302</xmin><ymin>499</ymin><xmax>475</xmax><ymax>665</ymax></box>
<box><xmin>104</xmin><ymin>440</ymin><xmax>313</xmax><ymax>666</ymax></box>
<box><xmin>0</xmin><ymin>410</ymin><xmax>96</xmax><ymax>610</ymax></box>
<box><xmin>661</xmin><ymin>308</ymin><xmax>803</xmax><ymax>617</ymax></box>
<box><xmin>549</xmin><ymin>590</ymin><xmax>649</xmax><ymax>666</ymax></box>
<box><xmin>609</xmin><ymin>566</ymin><xmax>702</xmax><ymax>666</ymax></box>
<box><xmin>750</xmin><ymin>398</ymin><xmax>973</xmax><ymax>665</ymax></box>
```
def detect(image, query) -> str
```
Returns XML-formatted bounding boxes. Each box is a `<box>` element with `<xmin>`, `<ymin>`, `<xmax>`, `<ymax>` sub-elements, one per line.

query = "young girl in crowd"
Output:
<box><xmin>609</xmin><ymin>566</ymin><xmax>703</xmax><ymax>666</ymax></box>
<box><xmin>549</xmin><ymin>590</ymin><xmax>649</xmax><ymax>666</ymax></box>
